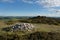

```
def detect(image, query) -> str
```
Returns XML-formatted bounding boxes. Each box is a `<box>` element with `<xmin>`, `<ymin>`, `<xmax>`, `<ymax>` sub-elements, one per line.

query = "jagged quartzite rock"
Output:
<box><xmin>2</xmin><ymin>23</ymin><xmax>35</xmax><ymax>32</ymax></box>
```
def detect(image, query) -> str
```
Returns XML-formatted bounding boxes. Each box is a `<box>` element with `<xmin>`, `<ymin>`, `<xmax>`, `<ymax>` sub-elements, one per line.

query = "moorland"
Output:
<box><xmin>0</xmin><ymin>16</ymin><xmax>60</xmax><ymax>40</ymax></box>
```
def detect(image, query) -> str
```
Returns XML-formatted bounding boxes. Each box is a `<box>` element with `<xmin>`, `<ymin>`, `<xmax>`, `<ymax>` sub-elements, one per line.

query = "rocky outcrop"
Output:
<box><xmin>2</xmin><ymin>23</ymin><xmax>34</xmax><ymax>32</ymax></box>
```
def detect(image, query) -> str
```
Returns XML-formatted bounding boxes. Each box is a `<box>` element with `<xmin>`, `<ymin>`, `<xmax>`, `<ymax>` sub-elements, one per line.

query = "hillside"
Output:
<box><xmin>20</xmin><ymin>16</ymin><xmax>60</xmax><ymax>25</ymax></box>
<box><xmin>0</xmin><ymin>16</ymin><xmax>60</xmax><ymax>40</ymax></box>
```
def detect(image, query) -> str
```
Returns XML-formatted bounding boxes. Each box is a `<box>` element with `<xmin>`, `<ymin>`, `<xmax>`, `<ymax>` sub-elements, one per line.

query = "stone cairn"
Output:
<box><xmin>2</xmin><ymin>23</ymin><xmax>35</xmax><ymax>32</ymax></box>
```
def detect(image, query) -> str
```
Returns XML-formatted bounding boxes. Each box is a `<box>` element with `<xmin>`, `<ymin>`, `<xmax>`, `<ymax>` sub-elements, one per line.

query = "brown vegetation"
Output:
<box><xmin>0</xmin><ymin>31</ymin><xmax>60</xmax><ymax>40</ymax></box>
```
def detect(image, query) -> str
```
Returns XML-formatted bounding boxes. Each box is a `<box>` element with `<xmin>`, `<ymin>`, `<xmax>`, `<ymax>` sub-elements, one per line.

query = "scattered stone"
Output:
<box><xmin>2</xmin><ymin>23</ymin><xmax>35</xmax><ymax>32</ymax></box>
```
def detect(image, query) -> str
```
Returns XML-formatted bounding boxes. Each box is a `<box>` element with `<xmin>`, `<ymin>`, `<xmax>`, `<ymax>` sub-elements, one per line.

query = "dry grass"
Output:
<box><xmin>33</xmin><ymin>24</ymin><xmax>60</xmax><ymax>32</ymax></box>
<box><xmin>0</xmin><ymin>21</ymin><xmax>60</xmax><ymax>33</ymax></box>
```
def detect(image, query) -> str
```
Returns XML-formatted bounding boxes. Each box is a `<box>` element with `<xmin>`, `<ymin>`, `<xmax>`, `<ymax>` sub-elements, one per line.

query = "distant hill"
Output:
<box><xmin>20</xmin><ymin>16</ymin><xmax>60</xmax><ymax>25</ymax></box>
<box><xmin>0</xmin><ymin>16</ymin><xmax>60</xmax><ymax>25</ymax></box>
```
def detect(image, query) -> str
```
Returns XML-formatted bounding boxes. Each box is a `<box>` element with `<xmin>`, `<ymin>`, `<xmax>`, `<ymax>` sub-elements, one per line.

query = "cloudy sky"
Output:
<box><xmin>0</xmin><ymin>0</ymin><xmax>60</xmax><ymax>17</ymax></box>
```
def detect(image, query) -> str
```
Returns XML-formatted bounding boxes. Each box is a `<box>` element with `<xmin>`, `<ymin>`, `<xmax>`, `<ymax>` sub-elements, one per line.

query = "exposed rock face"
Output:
<box><xmin>2</xmin><ymin>23</ymin><xmax>34</xmax><ymax>32</ymax></box>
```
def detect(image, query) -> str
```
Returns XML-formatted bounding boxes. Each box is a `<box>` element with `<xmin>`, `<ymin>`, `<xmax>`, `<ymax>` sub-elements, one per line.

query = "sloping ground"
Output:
<box><xmin>0</xmin><ymin>31</ymin><xmax>60</xmax><ymax>40</ymax></box>
<box><xmin>33</xmin><ymin>24</ymin><xmax>60</xmax><ymax>32</ymax></box>
<box><xmin>0</xmin><ymin>21</ymin><xmax>7</xmax><ymax>28</ymax></box>
<box><xmin>1</xmin><ymin>24</ymin><xmax>60</xmax><ymax>40</ymax></box>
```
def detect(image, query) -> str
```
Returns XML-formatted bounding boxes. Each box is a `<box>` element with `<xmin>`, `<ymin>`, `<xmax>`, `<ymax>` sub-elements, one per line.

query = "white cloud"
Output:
<box><xmin>1</xmin><ymin>0</ymin><xmax>60</xmax><ymax>8</ymax></box>
<box><xmin>22</xmin><ymin>0</ymin><xmax>60</xmax><ymax>15</ymax></box>
<box><xmin>35</xmin><ymin>0</ymin><xmax>60</xmax><ymax>8</ymax></box>
<box><xmin>47</xmin><ymin>8</ymin><xmax>60</xmax><ymax>13</ymax></box>
<box><xmin>0</xmin><ymin>0</ymin><xmax>60</xmax><ymax>8</ymax></box>
<box><xmin>0</xmin><ymin>0</ymin><xmax>60</xmax><ymax>16</ymax></box>
<box><xmin>22</xmin><ymin>0</ymin><xmax>60</xmax><ymax>8</ymax></box>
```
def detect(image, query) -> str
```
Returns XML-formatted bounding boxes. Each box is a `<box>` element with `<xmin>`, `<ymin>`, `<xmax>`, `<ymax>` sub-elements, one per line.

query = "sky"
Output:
<box><xmin>0</xmin><ymin>0</ymin><xmax>60</xmax><ymax>17</ymax></box>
